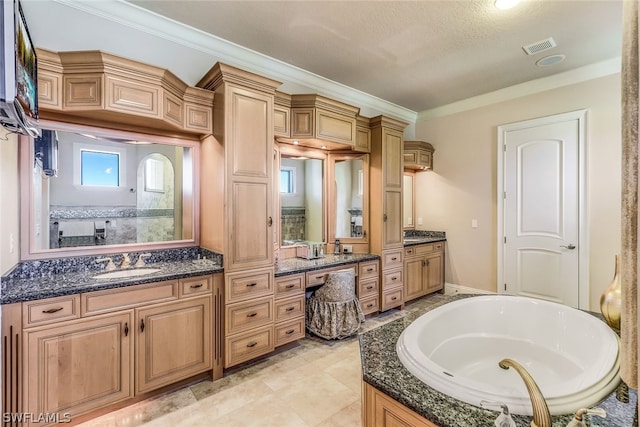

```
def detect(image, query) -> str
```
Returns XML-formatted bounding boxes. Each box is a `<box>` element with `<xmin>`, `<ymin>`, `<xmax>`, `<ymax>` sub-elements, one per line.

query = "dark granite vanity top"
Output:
<box><xmin>403</xmin><ymin>230</ymin><xmax>447</xmax><ymax>247</ymax></box>
<box><xmin>359</xmin><ymin>294</ymin><xmax>637</xmax><ymax>427</ymax></box>
<box><xmin>0</xmin><ymin>247</ymin><xmax>223</xmax><ymax>304</ymax></box>
<box><xmin>275</xmin><ymin>253</ymin><xmax>379</xmax><ymax>277</ymax></box>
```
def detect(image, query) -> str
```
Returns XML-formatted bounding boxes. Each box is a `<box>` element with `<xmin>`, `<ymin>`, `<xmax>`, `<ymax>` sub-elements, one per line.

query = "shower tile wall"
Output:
<box><xmin>50</xmin><ymin>206</ymin><xmax>175</xmax><ymax>248</ymax></box>
<box><xmin>281</xmin><ymin>207</ymin><xmax>306</xmax><ymax>243</ymax></box>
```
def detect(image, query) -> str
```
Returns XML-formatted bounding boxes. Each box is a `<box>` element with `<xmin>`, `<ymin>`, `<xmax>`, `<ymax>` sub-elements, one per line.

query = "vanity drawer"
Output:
<box><xmin>82</xmin><ymin>280</ymin><xmax>178</xmax><ymax>316</ymax></box>
<box><xmin>359</xmin><ymin>260</ymin><xmax>379</xmax><ymax>279</ymax></box>
<box><xmin>225</xmin><ymin>325</ymin><xmax>274</xmax><ymax>368</ymax></box>
<box><xmin>274</xmin><ymin>317</ymin><xmax>305</xmax><ymax>347</ymax></box>
<box><xmin>306</xmin><ymin>264</ymin><xmax>357</xmax><ymax>287</ymax></box>
<box><xmin>179</xmin><ymin>275</ymin><xmax>212</xmax><ymax>297</ymax></box>
<box><xmin>225</xmin><ymin>297</ymin><xmax>274</xmax><ymax>335</ymax></box>
<box><xmin>274</xmin><ymin>274</ymin><xmax>305</xmax><ymax>299</ymax></box>
<box><xmin>274</xmin><ymin>295</ymin><xmax>305</xmax><ymax>323</ymax></box>
<box><xmin>360</xmin><ymin>295</ymin><xmax>379</xmax><ymax>315</ymax></box>
<box><xmin>358</xmin><ymin>277</ymin><xmax>379</xmax><ymax>298</ymax></box>
<box><xmin>381</xmin><ymin>288</ymin><xmax>403</xmax><ymax>311</ymax></box>
<box><xmin>405</xmin><ymin>242</ymin><xmax>444</xmax><ymax>257</ymax></box>
<box><xmin>382</xmin><ymin>269</ymin><xmax>403</xmax><ymax>288</ymax></box>
<box><xmin>23</xmin><ymin>294</ymin><xmax>81</xmax><ymax>327</ymax></box>
<box><xmin>382</xmin><ymin>249</ymin><xmax>403</xmax><ymax>269</ymax></box>
<box><xmin>225</xmin><ymin>269</ymin><xmax>273</xmax><ymax>303</ymax></box>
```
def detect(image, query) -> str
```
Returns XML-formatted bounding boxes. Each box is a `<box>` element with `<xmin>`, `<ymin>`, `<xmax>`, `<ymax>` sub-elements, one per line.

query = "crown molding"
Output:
<box><xmin>417</xmin><ymin>57</ymin><xmax>621</xmax><ymax>121</ymax></box>
<box><xmin>52</xmin><ymin>0</ymin><xmax>417</xmax><ymax>124</ymax></box>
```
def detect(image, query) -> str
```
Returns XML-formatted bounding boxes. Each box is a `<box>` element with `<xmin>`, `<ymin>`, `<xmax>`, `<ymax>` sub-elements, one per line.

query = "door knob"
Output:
<box><xmin>560</xmin><ymin>244</ymin><xmax>576</xmax><ymax>250</ymax></box>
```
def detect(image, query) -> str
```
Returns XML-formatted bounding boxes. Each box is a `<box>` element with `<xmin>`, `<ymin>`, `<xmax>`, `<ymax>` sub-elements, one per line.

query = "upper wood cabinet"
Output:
<box><xmin>36</xmin><ymin>49</ymin><xmax>214</xmax><ymax>137</ymax></box>
<box><xmin>276</xmin><ymin>94</ymin><xmax>360</xmax><ymax>150</ymax></box>
<box><xmin>274</xmin><ymin>91</ymin><xmax>291</xmax><ymax>138</ymax></box>
<box><xmin>404</xmin><ymin>140</ymin><xmax>435</xmax><ymax>171</ymax></box>
<box><xmin>355</xmin><ymin>116</ymin><xmax>372</xmax><ymax>153</ymax></box>
<box><xmin>197</xmin><ymin>63</ymin><xmax>280</xmax><ymax>272</ymax></box>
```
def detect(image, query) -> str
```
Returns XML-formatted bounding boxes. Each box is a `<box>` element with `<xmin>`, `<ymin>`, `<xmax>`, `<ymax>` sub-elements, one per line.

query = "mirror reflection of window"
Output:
<box><xmin>144</xmin><ymin>158</ymin><xmax>165</xmax><ymax>193</ymax></box>
<box><xmin>280</xmin><ymin>167</ymin><xmax>295</xmax><ymax>193</ymax></box>
<box><xmin>80</xmin><ymin>150</ymin><xmax>120</xmax><ymax>186</ymax></box>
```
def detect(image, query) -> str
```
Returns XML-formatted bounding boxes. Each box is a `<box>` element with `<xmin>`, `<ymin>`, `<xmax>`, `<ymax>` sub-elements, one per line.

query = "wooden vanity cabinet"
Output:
<box><xmin>403</xmin><ymin>242</ymin><xmax>445</xmax><ymax>302</ymax></box>
<box><xmin>10</xmin><ymin>274</ymin><xmax>220</xmax><ymax>426</ymax></box>
<box><xmin>274</xmin><ymin>273</ymin><xmax>306</xmax><ymax>347</ymax></box>
<box><xmin>363</xmin><ymin>382</ymin><xmax>438</xmax><ymax>427</ymax></box>
<box><xmin>404</xmin><ymin>140</ymin><xmax>434</xmax><ymax>171</ymax></box>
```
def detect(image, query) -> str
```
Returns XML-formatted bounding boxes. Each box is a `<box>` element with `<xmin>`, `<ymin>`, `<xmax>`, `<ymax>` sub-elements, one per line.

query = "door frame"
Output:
<box><xmin>496</xmin><ymin>109</ymin><xmax>589</xmax><ymax>309</ymax></box>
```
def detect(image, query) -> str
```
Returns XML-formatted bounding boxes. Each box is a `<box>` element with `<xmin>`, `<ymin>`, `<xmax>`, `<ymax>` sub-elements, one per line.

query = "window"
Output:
<box><xmin>144</xmin><ymin>158</ymin><xmax>164</xmax><ymax>192</ymax></box>
<box><xmin>80</xmin><ymin>150</ymin><xmax>120</xmax><ymax>187</ymax></box>
<box><xmin>280</xmin><ymin>167</ymin><xmax>295</xmax><ymax>193</ymax></box>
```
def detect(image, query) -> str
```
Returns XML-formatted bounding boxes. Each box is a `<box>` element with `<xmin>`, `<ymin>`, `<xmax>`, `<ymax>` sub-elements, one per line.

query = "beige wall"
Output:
<box><xmin>415</xmin><ymin>73</ymin><xmax>621</xmax><ymax>311</ymax></box>
<box><xmin>0</xmin><ymin>133</ymin><xmax>21</xmax><ymax>275</ymax></box>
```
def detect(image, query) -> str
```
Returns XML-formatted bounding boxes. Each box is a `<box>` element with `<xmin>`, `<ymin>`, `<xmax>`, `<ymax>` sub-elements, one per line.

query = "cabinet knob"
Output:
<box><xmin>268</xmin><ymin>217</ymin><xmax>273</xmax><ymax>227</ymax></box>
<box><xmin>383</xmin><ymin>214</ymin><xmax>388</xmax><ymax>222</ymax></box>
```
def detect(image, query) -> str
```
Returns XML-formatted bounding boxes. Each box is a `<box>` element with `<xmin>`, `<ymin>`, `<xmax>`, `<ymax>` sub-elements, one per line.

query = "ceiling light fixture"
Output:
<box><xmin>536</xmin><ymin>54</ymin><xmax>566</xmax><ymax>67</ymax></box>
<box><xmin>495</xmin><ymin>0</ymin><xmax>521</xmax><ymax>10</ymax></box>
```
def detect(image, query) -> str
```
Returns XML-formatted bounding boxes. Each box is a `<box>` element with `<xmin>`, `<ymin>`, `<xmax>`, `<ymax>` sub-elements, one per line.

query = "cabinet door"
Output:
<box><xmin>383</xmin><ymin>190</ymin><xmax>403</xmax><ymax>248</ymax></box>
<box><xmin>382</xmin><ymin>129</ymin><xmax>403</xmax><ymax>190</ymax></box>
<box><xmin>404</xmin><ymin>256</ymin><xmax>426</xmax><ymax>302</ymax></box>
<box><xmin>24</xmin><ymin>312</ymin><xmax>133</xmax><ymax>423</ymax></box>
<box><xmin>135</xmin><ymin>296</ymin><xmax>211</xmax><ymax>394</ymax></box>
<box><xmin>425</xmin><ymin>251</ymin><xmax>444</xmax><ymax>294</ymax></box>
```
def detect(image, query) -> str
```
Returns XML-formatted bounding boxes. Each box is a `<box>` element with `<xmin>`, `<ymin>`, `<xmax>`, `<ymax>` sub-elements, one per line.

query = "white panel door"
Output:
<box><xmin>503</xmin><ymin>118</ymin><xmax>580</xmax><ymax>307</ymax></box>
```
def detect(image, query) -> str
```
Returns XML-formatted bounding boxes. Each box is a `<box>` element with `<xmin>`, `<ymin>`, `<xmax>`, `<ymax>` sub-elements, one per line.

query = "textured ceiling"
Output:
<box><xmin>125</xmin><ymin>0</ymin><xmax>623</xmax><ymax>112</ymax></box>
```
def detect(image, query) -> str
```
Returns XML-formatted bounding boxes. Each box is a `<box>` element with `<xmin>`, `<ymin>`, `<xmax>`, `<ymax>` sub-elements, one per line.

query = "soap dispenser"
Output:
<box><xmin>565</xmin><ymin>407</ymin><xmax>606</xmax><ymax>427</ymax></box>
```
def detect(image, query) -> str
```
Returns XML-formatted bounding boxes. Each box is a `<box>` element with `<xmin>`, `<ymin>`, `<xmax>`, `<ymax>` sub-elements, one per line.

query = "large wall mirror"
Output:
<box><xmin>21</xmin><ymin>120</ymin><xmax>199</xmax><ymax>259</ymax></box>
<box><xmin>329</xmin><ymin>153</ymin><xmax>369</xmax><ymax>246</ymax></box>
<box><xmin>278</xmin><ymin>144</ymin><xmax>326</xmax><ymax>247</ymax></box>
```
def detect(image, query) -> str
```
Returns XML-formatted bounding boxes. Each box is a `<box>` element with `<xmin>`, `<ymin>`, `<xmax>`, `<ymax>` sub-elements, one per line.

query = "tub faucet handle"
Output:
<box><xmin>566</xmin><ymin>407</ymin><xmax>606</xmax><ymax>427</ymax></box>
<box><xmin>135</xmin><ymin>253</ymin><xmax>151</xmax><ymax>267</ymax></box>
<box><xmin>480</xmin><ymin>401</ymin><xmax>516</xmax><ymax>427</ymax></box>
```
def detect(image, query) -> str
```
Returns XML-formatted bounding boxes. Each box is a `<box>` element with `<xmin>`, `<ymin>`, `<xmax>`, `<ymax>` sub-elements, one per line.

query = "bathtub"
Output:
<box><xmin>396</xmin><ymin>295</ymin><xmax>620</xmax><ymax>416</ymax></box>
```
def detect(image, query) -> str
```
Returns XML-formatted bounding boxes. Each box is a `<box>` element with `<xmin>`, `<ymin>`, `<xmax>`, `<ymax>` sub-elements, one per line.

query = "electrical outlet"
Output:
<box><xmin>342</xmin><ymin>245</ymin><xmax>353</xmax><ymax>254</ymax></box>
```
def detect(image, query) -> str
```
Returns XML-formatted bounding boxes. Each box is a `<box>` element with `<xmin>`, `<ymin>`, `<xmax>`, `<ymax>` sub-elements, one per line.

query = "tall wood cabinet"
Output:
<box><xmin>198</xmin><ymin>63</ymin><xmax>281</xmax><ymax>368</ymax></box>
<box><xmin>369</xmin><ymin>116</ymin><xmax>408</xmax><ymax>311</ymax></box>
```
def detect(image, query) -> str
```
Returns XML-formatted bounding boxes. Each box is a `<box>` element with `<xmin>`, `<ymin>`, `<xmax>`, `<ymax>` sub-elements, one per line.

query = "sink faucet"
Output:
<box><xmin>120</xmin><ymin>253</ymin><xmax>131</xmax><ymax>269</ymax></box>
<box><xmin>499</xmin><ymin>358</ymin><xmax>552</xmax><ymax>427</ymax></box>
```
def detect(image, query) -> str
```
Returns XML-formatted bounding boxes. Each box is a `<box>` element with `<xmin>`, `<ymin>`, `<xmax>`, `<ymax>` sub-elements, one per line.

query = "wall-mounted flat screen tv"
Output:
<box><xmin>0</xmin><ymin>0</ymin><xmax>39</xmax><ymax>137</ymax></box>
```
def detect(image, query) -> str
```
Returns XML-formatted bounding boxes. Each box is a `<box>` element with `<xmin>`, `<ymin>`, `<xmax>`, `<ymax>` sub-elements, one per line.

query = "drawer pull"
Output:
<box><xmin>285</xmin><ymin>329</ymin><xmax>295</xmax><ymax>335</ymax></box>
<box><xmin>366</xmin><ymin>285</ymin><xmax>374</xmax><ymax>290</ymax></box>
<box><xmin>391</xmin><ymin>276</ymin><xmax>398</xmax><ymax>281</ymax></box>
<box><xmin>42</xmin><ymin>307</ymin><xmax>64</xmax><ymax>314</ymax></box>
<box><xmin>247</xmin><ymin>341</ymin><xmax>258</xmax><ymax>348</ymax></box>
<box><xmin>247</xmin><ymin>312</ymin><xmax>258</xmax><ymax>318</ymax></box>
<box><xmin>285</xmin><ymin>307</ymin><xmax>295</xmax><ymax>312</ymax></box>
<box><xmin>246</xmin><ymin>282</ymin><xmax>258</xmax><ymax>287</ymax></box>
<box><xmin>392</xmin><ymin>297</ymin><xmax>398</xmax><ymax>301</ymax></box>
<box><xmin>315</xmin><ymin>275</ymin><xmax>324</xmax><ymax>280</ymax></box>
<box><xmin>190</xmin><ymin>283</ymin><xmax>204</xmax><ymax>289</ymax></box>
<box><xmin>140</xmin><ymin>319</ymin><xmax>145</xmax><ymax>332</ymax></box>
<box><xmin>285</xmin><ymin>284</ymin><xmax>296</xmax><ymax>289</ymax></box>
<box><xmin>124</xmin><ymin>322</ymin><xmax>129</xmax><ymax>337</ymax></box>
<box><xmin>391</xmin><ymin>257</ymin><xmax>398</xmax><ymax>261</ymax></box>
<box><xmin>366</xmin><ymin>268</ymin><xmax>374</xmax><ymax>272</ymax></box>
<box><xmin>366</xmin><ymin>303</ymin><xmax>374</xmax><ymax>308</ymax></box>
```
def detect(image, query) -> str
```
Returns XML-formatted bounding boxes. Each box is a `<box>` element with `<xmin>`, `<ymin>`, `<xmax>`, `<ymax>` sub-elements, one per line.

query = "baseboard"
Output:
<box><xmin>444</xmin><ymin>282</ymin><xmax>496</xmax><ymax>296</ymax></box>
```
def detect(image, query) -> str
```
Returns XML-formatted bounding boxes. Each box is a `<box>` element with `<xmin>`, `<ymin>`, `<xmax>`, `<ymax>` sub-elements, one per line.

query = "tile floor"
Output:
<box><xmin>77</xmin><ymin>292</ymin><xmax>454</xmax><ymax>427</ymax></box>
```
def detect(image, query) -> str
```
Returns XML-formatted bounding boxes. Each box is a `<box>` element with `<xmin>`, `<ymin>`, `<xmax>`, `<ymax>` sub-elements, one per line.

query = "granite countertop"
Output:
<box><xmin>275</xmin><ymin>253</ymin><xmax>379</xmax><ymax>277</ymax></box>
<box><xmin>359</xmin><ymin>294</ymin><xmax>638</xmax><ymax>427</ymax></box>
<box><xmin>403</xmin><ymin>230</ymin><xmax>447</xmax><ymax>247</ymax></box>
<box><xmin>0</xmin><ymin>248</ymin><xmax>223</xmax><ymax>304</ymax></box>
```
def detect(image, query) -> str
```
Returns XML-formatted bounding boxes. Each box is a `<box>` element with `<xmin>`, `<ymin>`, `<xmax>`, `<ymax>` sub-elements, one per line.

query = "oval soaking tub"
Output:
<box><xmin>396</xmin><ymin>295</ymin><xmax>620</xmax><ymax>416</ymax></box>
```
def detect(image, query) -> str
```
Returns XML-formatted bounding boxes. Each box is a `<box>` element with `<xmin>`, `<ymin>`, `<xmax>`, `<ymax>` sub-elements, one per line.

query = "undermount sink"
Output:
<box><xmin>93</xmin><ymin>268</ymin><xmax>161</xmax><ymax>280</ymax></box>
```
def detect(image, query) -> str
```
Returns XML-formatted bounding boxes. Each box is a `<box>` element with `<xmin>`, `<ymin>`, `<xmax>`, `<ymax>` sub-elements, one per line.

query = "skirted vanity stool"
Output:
<box><xmin>306</xmin><ymin>269</ymin><xmax>365</xmax><ymax>339</ymax></box>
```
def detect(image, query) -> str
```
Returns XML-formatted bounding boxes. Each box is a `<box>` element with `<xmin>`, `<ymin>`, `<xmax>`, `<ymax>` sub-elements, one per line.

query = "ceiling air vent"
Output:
<box><xmin>522</xmin><ymin>37</ymin><xmax>557</xmax><ymax>56</ymax></box>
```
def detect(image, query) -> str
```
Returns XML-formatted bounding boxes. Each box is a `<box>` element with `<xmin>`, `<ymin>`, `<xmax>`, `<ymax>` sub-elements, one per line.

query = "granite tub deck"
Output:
<box><xmin>359</xmin><ymin>294</ymin><xmax>638</xmax><ymax>427</ymax></box>
<box><xmin>0</xmin><ymin>248</ymin><xmax>223</xmax><ymax>304</ymax></box>
<box><xmin>274</xmin><ymin>253</ymin><xmax>380</xmax><ymax>277</ymax></box>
